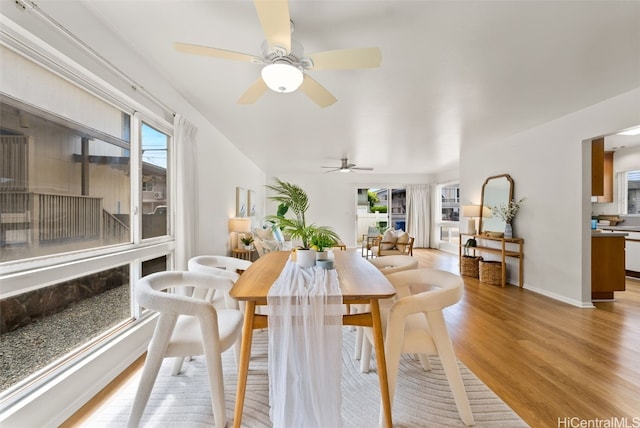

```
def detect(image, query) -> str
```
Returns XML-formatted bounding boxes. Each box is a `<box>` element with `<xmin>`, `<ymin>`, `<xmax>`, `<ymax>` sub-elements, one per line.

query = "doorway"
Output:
<box><xmin>356</xmin><ymin>187</ymin><xmax>407</xmax><ymax>245</ymax></box>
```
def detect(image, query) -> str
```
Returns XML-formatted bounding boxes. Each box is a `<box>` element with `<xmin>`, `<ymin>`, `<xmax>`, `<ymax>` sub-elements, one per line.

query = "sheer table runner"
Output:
<box><xmin>267</xmin><ymin>260</ymin><xmax>343</xmax><ymax>428</ymax></box>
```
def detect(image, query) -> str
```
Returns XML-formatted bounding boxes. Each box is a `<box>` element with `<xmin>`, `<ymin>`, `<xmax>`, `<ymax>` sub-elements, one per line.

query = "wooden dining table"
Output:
<box><xmin>229</xmin><ymin>249</ymin><xmax>397</xmax><ymax>428</ymax></box>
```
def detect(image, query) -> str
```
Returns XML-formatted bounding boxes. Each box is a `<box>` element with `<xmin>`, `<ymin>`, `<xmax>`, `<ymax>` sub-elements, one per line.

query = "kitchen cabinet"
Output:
<box><xmin>596</xmin><ymin>151</ymin><xmax>614</xmax><ymax>203</ymax></box>
<box><xmin>625</xmin><ymin>232</ymin><xmax>640</xmax><ymax>275</ymax></box>
<box><xmin>592</xmin><ymin>138</ymin><xmax>604</xmax><ymax>196</ymax></box>
<box><xmin>592</xmin><ymin>234</ymin><xmax>626</xmax><ymax>300</ymax></box>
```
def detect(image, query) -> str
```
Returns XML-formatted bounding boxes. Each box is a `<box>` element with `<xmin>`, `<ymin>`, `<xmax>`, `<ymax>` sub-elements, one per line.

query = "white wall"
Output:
<box><xmin>460</xmin><ymin>88</ymin><xmax>640</xmax><ymax>307</ymax></box>
<box><xmin>265</xmin><ymin>173</ymin><xmax>432</xmax><ymax>248</ymax></box>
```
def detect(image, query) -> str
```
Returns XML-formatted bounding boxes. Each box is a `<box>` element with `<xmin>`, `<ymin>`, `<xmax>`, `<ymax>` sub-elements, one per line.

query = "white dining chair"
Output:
<box><xmin>187</xmin><ymin>255</ymin><xmax>251</xmax><ymax>309</ymax></box>
<box><xmin>186</xmin><ymin>254</ymin><xmax>251</xmax><ymax>370</ymax></box>
<box><xmin>354</xmin><ymin>255</ymin><xmax>419</xmax><ymax>360</ymax></box>
<box><xmin>360</xmin><ymin>268</ymin><xmax>475</xmax><ymax>426</ymax></box>
<box><xmin>128</xmin><ymin>271</ymin><xmax>243</xmax><ymax>428</ymax></box>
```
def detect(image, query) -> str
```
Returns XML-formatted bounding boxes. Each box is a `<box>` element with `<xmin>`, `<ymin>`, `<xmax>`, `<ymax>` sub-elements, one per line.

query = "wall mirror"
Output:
<box><xmin>479</xmin><ymin>174</ymin><xmax>514</xmax><ymax>233</ymax></box>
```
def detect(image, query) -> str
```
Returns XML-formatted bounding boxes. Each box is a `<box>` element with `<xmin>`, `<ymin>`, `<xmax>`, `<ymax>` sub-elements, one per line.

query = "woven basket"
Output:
<box><xmin>479</xmin><ymin>260</ymin><xmax>503</xmax><ymax>286</ymax></box>
<box><xmin>460</xmin><ymin>256</ymin><xmax>482</xmax><ymax>278</ymax></box>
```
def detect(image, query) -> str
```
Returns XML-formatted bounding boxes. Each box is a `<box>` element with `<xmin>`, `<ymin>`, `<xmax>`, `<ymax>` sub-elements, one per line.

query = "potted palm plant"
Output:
<box><xmin>266</xmin><ymin>178</ymin><xmax>340</xmax><ymax>267</ymax></box>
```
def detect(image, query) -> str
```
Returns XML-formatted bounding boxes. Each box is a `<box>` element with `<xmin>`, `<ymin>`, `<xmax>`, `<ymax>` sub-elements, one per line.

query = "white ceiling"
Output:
<box><xmin>75</xmin><ymin>1</ymin><xmax>640</xmax><ymax>175</ymax></box>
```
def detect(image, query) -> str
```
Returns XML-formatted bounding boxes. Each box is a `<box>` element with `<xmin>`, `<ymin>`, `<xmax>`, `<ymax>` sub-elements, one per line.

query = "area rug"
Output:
<box><xmin>84</xmin><ymin>328</ymin><xmax>528</xmax><ymax>427</ymax></box>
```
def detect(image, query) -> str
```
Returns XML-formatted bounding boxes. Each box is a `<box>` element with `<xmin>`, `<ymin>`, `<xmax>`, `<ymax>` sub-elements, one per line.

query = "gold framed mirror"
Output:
<box><xmin>479</xmin><ymin>174</ymin><xmax>514</xmax><ymax>233</ymax></box>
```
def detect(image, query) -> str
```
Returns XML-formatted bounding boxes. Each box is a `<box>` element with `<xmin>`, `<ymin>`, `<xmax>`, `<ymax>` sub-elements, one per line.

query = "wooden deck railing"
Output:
<box><xmin>1</xmin><ymin>191</ymin><xmax>130</xmax><ymax>247</ymax></box>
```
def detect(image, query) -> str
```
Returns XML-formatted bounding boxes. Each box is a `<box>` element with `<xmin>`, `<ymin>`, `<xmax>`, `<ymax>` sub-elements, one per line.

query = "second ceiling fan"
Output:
<box><xmin>174</xmin><ymin>0</ymin><xmax>381</xmax><ymax>107</ymax></box>
<box><xmin>322</xmin><ymin>158</ymin><xmax>373</xmax><ymax>173</ymax></box>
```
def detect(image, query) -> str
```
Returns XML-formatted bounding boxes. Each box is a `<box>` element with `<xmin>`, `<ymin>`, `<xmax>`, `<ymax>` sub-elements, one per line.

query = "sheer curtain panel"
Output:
<box><xmin>406</xmin><ymin>184</ymin><xmax>430</xmax><ymax>248</ymax></box>
<box><xmin>174</xmin><ymin>114</ymin><xmax>198</xmax><ymax>270</ymax></box>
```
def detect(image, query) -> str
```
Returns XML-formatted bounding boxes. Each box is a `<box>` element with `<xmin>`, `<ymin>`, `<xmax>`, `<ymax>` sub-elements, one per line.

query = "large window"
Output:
<box><xmin>436</xmin><ymin>182</ymin><xmax>460</xmax><ymax>253</ymax></box>
<box><xmin>0</xmin><ymin>100</ymin><xmax>131</xmax><ymax>261</ymax></box>
<box><xmin>624</xmin><ymin>170</ymin><xmax>640</xmax><ymax>214</ymax></box>
<box><xmin>0</xmin><ymin>41</ymin><xmax>174</xmax><ymax>400</ymax></box>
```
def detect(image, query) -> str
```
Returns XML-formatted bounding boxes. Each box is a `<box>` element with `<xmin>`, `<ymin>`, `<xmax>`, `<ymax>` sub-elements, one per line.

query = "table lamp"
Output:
<box><xmin>229</xmin><ymin>217</ymin><xmax>252</xmax><ymax>249</ymax></box>
<box><xmin>462</xmin><ymin>205</ymin><xmax>482</xmax><ymax>235</ymax></box>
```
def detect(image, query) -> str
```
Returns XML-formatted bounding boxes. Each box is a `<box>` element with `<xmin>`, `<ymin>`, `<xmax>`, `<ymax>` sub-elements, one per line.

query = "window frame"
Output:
<box><xmin>0</xmin><ymin>18</ymin><xmax>176</xmax><ymax>410</ymax></box>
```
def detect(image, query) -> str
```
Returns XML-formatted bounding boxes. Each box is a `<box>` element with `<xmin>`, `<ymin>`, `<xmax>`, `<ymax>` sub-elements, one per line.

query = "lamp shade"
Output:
<box><xmin>229</xmin><ymin>217</ymin><xmax>251</xmax><ymax>233</ymax></box>
<box><xmin>261</xmin><ymin>63</ymin><xmax>304</xmax><ymax>93</ymax></box>
<box><xmin>462</xmin><ymin>205</ymin><xmax>482</xmax><ymax>218</ymax></box>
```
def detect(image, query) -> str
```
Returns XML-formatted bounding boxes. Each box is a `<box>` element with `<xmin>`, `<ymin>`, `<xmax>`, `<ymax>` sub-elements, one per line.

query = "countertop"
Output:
<box><xmin>599</xmin><ymin>225</ymin><xmax>640</xmax><ymax>233</ymax></box>
<box><xmin>592</xmin><ymin>230</ymin><xmax>628</xmax><ymax>237</ymax></box>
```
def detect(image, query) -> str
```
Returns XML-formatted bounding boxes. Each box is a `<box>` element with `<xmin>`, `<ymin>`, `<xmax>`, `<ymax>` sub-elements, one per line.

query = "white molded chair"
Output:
<box><xmin>128</xmin><ymin>271</ymin><xmax>243</xmax><ymax>428</ymax></box>
<box><xmin>188</xmin><ymin>255</ymin><xmax>252</xmax><ymax>280</ymax></box>
<box><xmin>360</xmin><ymin>269</ymin><xmax>474</xmax><ymax>426</ymax></box>
<box><xmin>354</xmin><ymin>255</ymin><xmax>419</xmax><ymax>360</ymax></box>
<box><xmin>368</xmin><ymin>255</ymin><xmax>419</xmax><ymax>275</ymax></box>
<box><xmin>182</xmin><ymin>255</ymin><xmax>250</xmax><ymax>371</ymax></box>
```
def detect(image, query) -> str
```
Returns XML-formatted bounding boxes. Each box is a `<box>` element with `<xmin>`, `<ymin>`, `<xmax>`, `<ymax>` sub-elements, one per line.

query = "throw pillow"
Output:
<box><xmin>396</xmin><ymin>232</ymin><xmax>410</xmax><ymax>252</ymax></box>
<box><xmin>255</xmin><ymin>227</ymin><xmax>275</xmax><ymax>241</ymax></box>
<box><xmin>381</xmin><ymin>228</ymin><xmax>397</xmax><ymax>250</ymax></box>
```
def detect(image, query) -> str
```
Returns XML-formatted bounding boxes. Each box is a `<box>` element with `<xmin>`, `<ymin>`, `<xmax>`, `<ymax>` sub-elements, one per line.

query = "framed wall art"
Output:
<box><xmin>236</xmin><ymin>187</ymin><xmax>247</xmax><ymax>217</ymax></box>
<box><xmin>247</xmin><ymin>189</ymin><xmax>256</xmax><ymax>217</ymax></box>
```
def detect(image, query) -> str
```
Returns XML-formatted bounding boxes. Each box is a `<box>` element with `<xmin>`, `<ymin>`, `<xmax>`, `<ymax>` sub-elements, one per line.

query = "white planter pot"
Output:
<box><xmin>296</xmin><ymin>249</ymin><xmax>316</xmax><ymax>268</ymax></box>
<box><xmin>316</xmin><ymin>250</ymin><xmax>329</xmax><ymax>261</ymax></box>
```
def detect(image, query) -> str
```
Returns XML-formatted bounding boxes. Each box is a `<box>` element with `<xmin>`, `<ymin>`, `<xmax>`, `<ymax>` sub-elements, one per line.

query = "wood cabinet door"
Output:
<box><xmin>592</xmin><ymin>236</ymin><xmax>625</xmax><ymax>292</ymax></box>
<box><xmin>591</xmin><ymin>138</ymin><xmax>604</xmax><ymax>196</ymax></box>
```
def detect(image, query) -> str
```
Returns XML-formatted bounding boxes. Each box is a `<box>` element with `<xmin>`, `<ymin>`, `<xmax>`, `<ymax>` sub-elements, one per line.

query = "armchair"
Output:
<box><xmin>361</xmin><ymin>226</ymin><xmax>382</xmax><ymax>259</ymax></box>
<box><xmin>372</xmin><ymin>229</ymin><xmax>414</xmax><ymax>257</ymax></box>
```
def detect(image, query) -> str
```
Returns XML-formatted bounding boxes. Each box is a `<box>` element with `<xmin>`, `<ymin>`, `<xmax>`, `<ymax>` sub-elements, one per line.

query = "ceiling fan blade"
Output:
<box><xmin>174</xmin><ymin>42</ymin><xmax>261</xmax><ymax>63</ymax></box>
<box><xmin>238</xmin><ymin>78</ymin><xmax>269</xmax><ymax>104</ymax></box>
<box><xmin>323</xmin><ymin>168</ymin><xmax>341</xmax><ymax>173</ymax></box>
<box><xmin>351</xmin><ymin>167</ymin><xmax>374</xmax><ymax>171</ymax></box>
<box><xmin>299</xmin><ymin>75</ymin><xmax>337</xmax><ymax>108</ymax></box>
<box><xmin>254</xmin><ymin>0</ymin><xmax>291</xmax><ymax>53</ymax></box>
<box><xmin>308</xmin><ymin>48</ymin><xmax>382</xmax><ymax>70</ymax></box>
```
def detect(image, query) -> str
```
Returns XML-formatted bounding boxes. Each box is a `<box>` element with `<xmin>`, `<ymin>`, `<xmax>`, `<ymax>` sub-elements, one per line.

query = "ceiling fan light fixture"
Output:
<box><xmin>261</xmin><ymin>63</ymin><xmax>303</xmax><ymax>93</ymax></box>
<box><xmin>339</xmin><ymin>168</ymin><xmax>351</xmax><ymax>173</ymax></box>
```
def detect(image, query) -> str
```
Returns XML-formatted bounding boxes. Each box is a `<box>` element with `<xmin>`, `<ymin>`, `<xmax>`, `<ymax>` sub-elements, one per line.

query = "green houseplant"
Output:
<box><xmin>265</xmin><ymin>178</ymin><xmax>340</xmax><ymax>250</ymax></box>
<box><xmin>240</xmin><ymin>235</ymin><xmax>254</xmax><ymax>249</ymax></box>
<box><xmin>310</xmin><ymin>231</ymin><xmax>337</xmax><ymax>252</ymax></box>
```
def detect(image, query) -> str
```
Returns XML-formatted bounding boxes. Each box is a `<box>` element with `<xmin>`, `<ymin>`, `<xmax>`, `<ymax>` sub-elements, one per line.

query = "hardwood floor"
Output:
<box><xmin>412</xmin><ymin>248</ymin><xmax>640</xmax><ymax>427</ymax></box>
<box><xmin>64</xmin><ymin>249</ymin><xmax>640</xmax><ymax>427</ymax></box>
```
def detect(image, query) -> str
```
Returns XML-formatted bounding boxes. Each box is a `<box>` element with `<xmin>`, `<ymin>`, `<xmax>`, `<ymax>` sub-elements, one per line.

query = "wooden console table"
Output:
<box><xmin>459</xmin><ymin>233</ymin><xmax>524</xmax><ymax>287</ymax></box>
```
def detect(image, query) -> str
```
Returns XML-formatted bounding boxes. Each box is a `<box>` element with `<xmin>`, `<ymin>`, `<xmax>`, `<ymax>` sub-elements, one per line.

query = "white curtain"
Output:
<box><xmin>406</xmin><ymin>184</ymin><xmax>430</xmax><ymax>248</ymax></box>
<box><xmin>268</xmin><ymin>261</ymin><xmax>343</xmax><ymax>428</ymax></box>
<box><xmin>174</xmin><ymin>114</ymin><xmax>198</xmax><ymax>270</ymax></box>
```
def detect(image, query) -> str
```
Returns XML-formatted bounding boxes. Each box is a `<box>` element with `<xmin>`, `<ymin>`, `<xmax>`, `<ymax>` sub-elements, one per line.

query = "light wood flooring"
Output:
<box><xmin>412</xmin><ymin>248</ymin><xmax>640</xmax><ymax>427</ymax></box>
<box><xmin>64</xmin><ymin>248</ymin><xmax>640</xmax><ymax>427</ymax></box>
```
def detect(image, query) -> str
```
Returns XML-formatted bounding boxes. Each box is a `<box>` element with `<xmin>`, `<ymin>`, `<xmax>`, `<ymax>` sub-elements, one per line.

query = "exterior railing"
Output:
<box><xmin>1</xmin><ymin>192</ymin><xmax>130</xmax><ymax>249</ymax></box>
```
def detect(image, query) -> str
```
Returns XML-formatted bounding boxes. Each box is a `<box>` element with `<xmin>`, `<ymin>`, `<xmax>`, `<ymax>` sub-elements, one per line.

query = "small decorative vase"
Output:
<box><xmin>296</xmin><ymin>249</ymin><xmax>316</xmax><ymax>268</ymax></box>
<box><xmin>504</xmin><ymin>223</ymin><xmax>513</xmax><ymax>239</ymax></box>
<box><xmin>244</xmin><ymin>245</ymin><xmax>253</xmax><ymax>250</ymax></box>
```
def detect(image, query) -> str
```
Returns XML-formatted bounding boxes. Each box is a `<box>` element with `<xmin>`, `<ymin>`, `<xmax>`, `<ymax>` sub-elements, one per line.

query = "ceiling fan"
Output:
<box><xmin>173</xmin><ymin>0</ymin><xmax>381</xmax><ymax>108</ymax></box>
<box><xmin>322</xmin><ymin>158</ymin><xmax>374</xmax><ymax>173</ymax></box>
